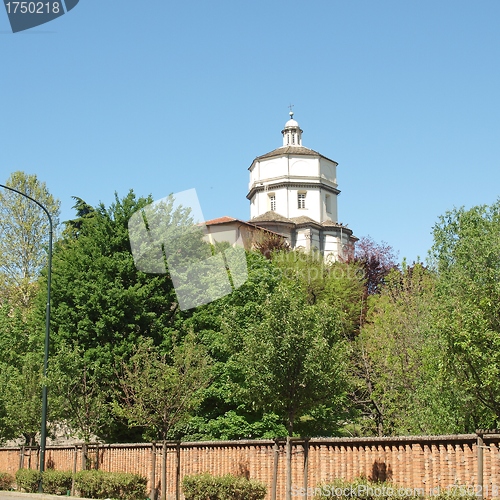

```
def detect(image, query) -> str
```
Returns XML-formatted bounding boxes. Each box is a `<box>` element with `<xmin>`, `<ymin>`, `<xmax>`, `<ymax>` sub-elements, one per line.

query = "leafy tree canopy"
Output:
<box><xmin>0</xmin><ymin>171</ymin><xmax>60</xmax><ymax>309</ymax></box>
<box><xmin>225</xmin><ymin>273</ymin><xmax>350</xmax><ymax>436</ymax></box>
<box><xmin>47</xmin><ymin>190</ymin><xmax>202</xmax><ymax>441</ymax></box>
<box><xmin>352</xmin><ymin>262</ymin><xmax>471</xmax><ymax>436</ymax></box>
<box><xmin>432</xmin><ymin>201</ymin><xmax>500</xmax><ymax>427</ymax></box>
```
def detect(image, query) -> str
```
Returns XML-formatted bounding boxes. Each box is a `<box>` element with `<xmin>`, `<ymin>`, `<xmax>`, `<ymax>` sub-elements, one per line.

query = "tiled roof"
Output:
<box><xmin>204</xmin><ymin>216</ymin><xmax>238</xmax><ymax>225</ymax></box>
<box><xmin>203</xmin><ymin>215</ymin><xmax>286</xmax><ymax>239</ymax></box>
<box><xmin>321</xmin><ymin>220</ymin><xmax>357</xmax><ymax>239</ymax></box>
<box><xmin>321</xmin><ymin>219</ymin><xmax>348</xmax><ymax>228</ymax></box>
<box><xmin>290</xmin><ymin>216</ymin><xmax>321</xmax><ymax>226</ymax></box>
<box><xmin>206</xmin><ymin>214</ymin><xmax>357</xmax><ymax>241</ymax></box>
<box><xmin>250</xmin><ymin>211</ymin><xmax>295</xmax><ymax>224</ymax></box>
<box><xmin>254</xmin><ymin>146</ymin><xmax>337</xmax><ymax>164</ymax></box>
<box><xmin>251</xmin><ymin>213</ymin><xmax>354</xmax><ymax>230</ymax></box>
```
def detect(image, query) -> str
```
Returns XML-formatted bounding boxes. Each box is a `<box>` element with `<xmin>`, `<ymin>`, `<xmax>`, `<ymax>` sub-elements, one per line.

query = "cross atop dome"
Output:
<box><xmin>281</xmin><ymin>110</ymin><xmax>303</xmax><ymax>147</ymax></box>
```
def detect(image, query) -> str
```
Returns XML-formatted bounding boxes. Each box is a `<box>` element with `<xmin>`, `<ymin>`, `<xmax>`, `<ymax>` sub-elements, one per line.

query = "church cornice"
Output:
<box><xmin>246</xmin><ymin>180</ymin><xmax>340</xmax><ymax>200</ymax></box>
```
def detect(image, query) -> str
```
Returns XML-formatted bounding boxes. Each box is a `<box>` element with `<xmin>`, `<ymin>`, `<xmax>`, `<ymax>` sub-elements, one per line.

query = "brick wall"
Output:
<box><xmin>1</xmin><ymin>434</ymin><xmax>499</xmax><ymax>499</ymax></box>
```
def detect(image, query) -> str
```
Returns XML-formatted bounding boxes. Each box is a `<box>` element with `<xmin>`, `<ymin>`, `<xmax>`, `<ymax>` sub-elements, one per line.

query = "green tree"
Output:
<box><xmin>49</xmin><ymin>344</ymin><xmax>113</xmax><ymax>443</ymax></box>
<box><xmin>0</xmin><ymin>302</ymin><xmax>37</xmax><ymax>366</ymax></box>
<box><xmin>1</xmin><ymin>353</ymin><xmax>43</xmax><ymax>445</ymax></box>
<box><xmin>0</xmin><ymin>171</ymin><xmax>60</xmax><ymax>309</ymax></box>
<box><xmin>228</xmin><ymin>277</ymin><xmax>349</xmax><ymax>437</ymax></box>
<box><xmin>0</xmin><ymin>172</ymin><xmax>59</xmax><ymax>444</ymax></box>
<box><xmin>47</xmin><ymin>191</ymin><xmax>205</xmax><ymax>441</ymax></box>
<box><xmin>49</xmin><ymin>191</ymin><xmax>203</xmax><ymax>354</ymax></box>
<box><xmin>225</xmin><ymin>277</ymin><xmax>348</xmax><ymax>498</ymax></box>
<box><xmin>180</xmin><ymin>250</ymin><xmax>363</xmax><ymax>440</ymax></box>
<box><xmin>431</xmin><ymin>201</ymin><xmax>500</xmax><ymax>428</ymax></box>
<box><xmin>0</xmin><ymin>302</ymin><xmax>44</xmax><ymax>444</ymax></box>
<box><xmin>352</xmin><ymin>263</ymin><xmax>468</xmax><ymax>436</ymax></box>
<box><xmin>272</xmin><ymin>250</ymin><xmax>365</xmax><ymax>338</ymax></box>
<box><xmin>114</xmin><ymin>333</ymin><xmax>212</xmax><ymax>441</ymax></box>
<box><xmin>177</xmin><ymin>251</ymin><xmax>287</xmax><ymax>440</ymax></box>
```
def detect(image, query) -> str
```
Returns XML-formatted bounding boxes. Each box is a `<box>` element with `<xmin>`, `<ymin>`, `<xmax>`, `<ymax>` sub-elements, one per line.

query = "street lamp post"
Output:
<box><xmin>0</xmin><ymin>183</ymin><xmax>53</xmax><ymax>489</ymax></box>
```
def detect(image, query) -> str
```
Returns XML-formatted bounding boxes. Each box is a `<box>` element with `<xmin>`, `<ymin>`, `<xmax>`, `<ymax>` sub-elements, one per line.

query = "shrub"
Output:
<box><xmin>74</xmin><ymin>470</ymin><xmax>106</xmax><ymax>499</ymax></box>
<box><xmin>108</xmin><ymin>472</ymin><xmax>148</xmax><ymax>500</ymax></box>
<box><xmin>74</xmin><ymin>469</ymin><xmax>147</xmax><ymax>500</ymax></box>
<box><xmin>42</xmin><ymin>470</ymin><xmax>73</xmax><ymax>495</ymax></box>
<box><xmin>15</xmin><ymin>468</ymin><xmax>42</xmax><ymax>493</ymax></box>
<box><xmin>0</xmin><ymin>472</ymin><xmax>14</xmax><ymax>491</ymax></box>
<box><xmin>182</xmin><ymin>473</ymin><xmax>267</xmax><ymax>500</ymax></box>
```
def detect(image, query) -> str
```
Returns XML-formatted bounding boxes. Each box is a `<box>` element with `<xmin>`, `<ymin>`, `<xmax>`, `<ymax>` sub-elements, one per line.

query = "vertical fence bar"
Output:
<box><xmin>286</xmin><ymin>437</ymin><xmax>292</xmax><ymax>500</ymax></box>
<box><xmin>19</xmin><ymin>446</ymin><xmax>25</xmax><ymax>471</ymax></box>
<box><xmin>477</xmin><ymin>433</ymin><xmax>484</xmax><ymax>500</ymax></box>
<box><xmin>176</xmin><ymin>442</ymin><xmax>181</xmax><ymax>500</ymax></box>
<box><xmin>71</xmin><ymin>446</ymin><xmax>77</xmax><ymax>496</ymax></box>
<box><xmin>271</xmin><ymin>440</ymin><xmax>279</xmax><ymax>500</ymax></box>
<box><xmin>150</xmin><ymin>442</ymin><xmax>157</xmax><ymax>500</ymax></box>
<box><xmin>303</xmin><ymin>439</ymin><xmax>309</xmax><ymax>495</ymax></box>
<box><xmin>161</xmin><ymin>442</ymin><xmax>167</xmax><ymax>500</ymax></box>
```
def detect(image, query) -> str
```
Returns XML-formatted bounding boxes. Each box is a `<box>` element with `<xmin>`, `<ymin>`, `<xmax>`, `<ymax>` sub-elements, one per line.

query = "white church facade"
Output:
<box><xmin>204</xmin><ymin>113</ymin><xmax>356</xmax><ymax>260</ymax></box>
<box><xmin>246</xmin><ymin>113</ymin><xmax>357</xmax><ymax>261</ymax></box>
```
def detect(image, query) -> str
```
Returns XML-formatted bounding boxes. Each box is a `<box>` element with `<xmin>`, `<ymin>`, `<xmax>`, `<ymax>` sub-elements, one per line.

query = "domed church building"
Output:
<box><xmin>246</xmin><ymin>113</ymin><xmax>357</xmax><ymax>261</ymax></box>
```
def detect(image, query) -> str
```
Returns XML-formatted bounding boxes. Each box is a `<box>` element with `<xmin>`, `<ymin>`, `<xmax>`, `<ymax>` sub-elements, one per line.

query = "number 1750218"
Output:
<box><xmin>5</xmin><ymin>2</ymin><xmax>61</xmax><ymax>14</ymax></box>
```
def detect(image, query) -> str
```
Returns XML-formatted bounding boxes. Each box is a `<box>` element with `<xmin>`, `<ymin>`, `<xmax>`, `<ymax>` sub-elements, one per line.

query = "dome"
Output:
<box><xmin>284</xmin><ymin>111</ymin><xmax>299</xmax><ymax>129</ymax></box>
<box><xmin>284</xmin><ymin>118</ymin><xmax>299</xmax><ymax>128</ymax></box>
<box><xmin>281</xmin><ymin>111</ymin><xmax>303</xmax><ymax>147</ymax></box>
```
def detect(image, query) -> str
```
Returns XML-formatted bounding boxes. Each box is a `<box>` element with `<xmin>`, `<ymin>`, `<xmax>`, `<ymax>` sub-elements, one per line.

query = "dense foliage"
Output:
<box><xmin>0</xmin><ymin>171</ymin><xmax>60</xmax><ymax>309</ymax></box>
<box><xmin>431</xmin><ymin>201</ymin><xmax>500</xmax><ymax>428</ymax></box>
<box><xmin>0</xmin><ymin>172</ymin><xmax>61</xmax><ymax>445</ymax></box>
<box><xmin>2</xmin><ymin>171</ymin><xmax>500</xmax><ymax>445</ymax></box>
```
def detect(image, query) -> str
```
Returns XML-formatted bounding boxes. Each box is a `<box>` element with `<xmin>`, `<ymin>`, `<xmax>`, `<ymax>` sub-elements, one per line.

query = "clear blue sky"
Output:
<box><xmin>2</xmin><ymin>0</ymin><xmax>500</xmax><ymax>263</ymax></box>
